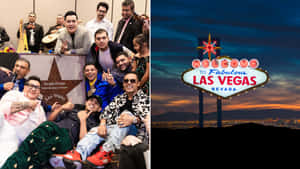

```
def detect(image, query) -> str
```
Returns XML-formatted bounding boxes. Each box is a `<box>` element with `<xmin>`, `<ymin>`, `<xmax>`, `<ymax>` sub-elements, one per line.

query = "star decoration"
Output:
<box><xmin>197</xmin><ymin>33</ymin><xmax>222</xmax><ymax>60</ymax></box>
<box><xmin>41</xmin><ymin>59</ymin><xmax>82</xmax><ymax>105</ymax></box>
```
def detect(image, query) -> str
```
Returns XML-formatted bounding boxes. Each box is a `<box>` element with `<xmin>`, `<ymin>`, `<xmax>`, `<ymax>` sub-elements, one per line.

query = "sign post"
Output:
<box><xmin>217</xmin><ymin>97</ymin><xmax>222</xmax><ymax>128</ymax></box>
<box><xmin>183</xmin><ymin>34</ymin><xmax>269</xmax><ymax>128</ymax></box>
<box><xmin>197</xmin><ymin>38</ymin><xmax>204</xmax><ymax>128</ymax></box>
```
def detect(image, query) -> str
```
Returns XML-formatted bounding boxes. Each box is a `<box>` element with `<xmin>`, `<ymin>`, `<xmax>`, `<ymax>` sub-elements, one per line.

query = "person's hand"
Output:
<box><xmin>3</xmin><ymin>82</ymin><xmax>14</xmax><ymax>91</ymax></box>
<box><xmin>102</xmin><ymin>71</ymin><xmax>108</xmax><ymax>81</ymax></box>
<box><xmin>0</xmin><ymin>67</ymin><xmax>12</xmax><ymax>76</ymax></box>
<box><xmin>117</xmin><ymin>112</ymin><xmax>135</xmax><ymax>128</ymax></box>
<box><xmin>62</xmin><ymin>100</ymin><xmax>74</xmax><ymax>111</ymax></box>
<box><xmin>28</xmin><ymin>100</ymin><xmax>39</xmax><ymax>111</ymax></box>
<box><xmin>105</xmin><ymin>69</ymin><xmax>115</xmax><ymax>86</ymax></box>
<box><xmin>144</xmin><ymin>114</ymin><xmax>150</xmax><ymax>134</ymax></box>
<box><xmin>51</xmin><ymin>102</ymin><xmax>61</xmax><ymax>112</ymax></box>
<box><xmin>64</xmin><ymin>50</ymin><xmax>71</xmax><ymax>55</ymax></box>
<box><xmin>77</xmin><ymin>110</ymin><xmax>92</xmax><ymax>122</ymax></box>
<box><xmin>97</xmin><ymin>124</ymin><xmax>107</xmax><ymax>137</ymax></box>
<box><xmin>121</xmin><ymin>135</ymin><xmax>142</xmax><ymax>146</ymax></box>
<box><xmin>61</xmin><ymin>40</ymin><xmax>68</xmax><ymax>53</ymax></box>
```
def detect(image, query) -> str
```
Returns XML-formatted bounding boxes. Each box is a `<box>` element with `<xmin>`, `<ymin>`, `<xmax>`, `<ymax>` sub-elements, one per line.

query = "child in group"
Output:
<box><xmin>132</xmin><ymin>33</ymin><xmax>149</xmax><ymax>95</ymax></box>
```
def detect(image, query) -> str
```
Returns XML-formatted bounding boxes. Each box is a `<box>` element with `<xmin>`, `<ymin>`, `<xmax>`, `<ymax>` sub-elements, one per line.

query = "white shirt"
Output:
<box><xmin>86</xmin><ymin>18</ymin><xmax>114</xmax><ymax>41</ymax></box>
<box><xmin>0</xmin><ymin>90</ymin><xmax>46</xmax><ymax>166</ymax></box>
<box><xmin>0</xmin><ymin>90</ymin><xmax>46</xmax><ymax>140</ymax></box>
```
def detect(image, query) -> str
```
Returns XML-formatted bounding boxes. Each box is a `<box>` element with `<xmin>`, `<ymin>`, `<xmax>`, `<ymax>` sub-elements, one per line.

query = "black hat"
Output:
<box><xmin>87</xmin><ymin>95</ymin><xmax>103</xmax><ymax>106</ymax></box>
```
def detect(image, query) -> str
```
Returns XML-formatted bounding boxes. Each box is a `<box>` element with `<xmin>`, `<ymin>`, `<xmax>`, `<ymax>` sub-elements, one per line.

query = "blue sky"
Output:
<box><xmin>151</xmin><ymin>0</ymin><xmax>300</xmax><ymax>119</ymax></box>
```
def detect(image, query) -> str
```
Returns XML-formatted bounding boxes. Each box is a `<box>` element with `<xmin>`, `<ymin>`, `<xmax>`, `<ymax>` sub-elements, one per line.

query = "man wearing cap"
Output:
<box><xmin>1</xmin><ymin>96</ymin><xmax>103</xmax><ymax>169</ymax></box>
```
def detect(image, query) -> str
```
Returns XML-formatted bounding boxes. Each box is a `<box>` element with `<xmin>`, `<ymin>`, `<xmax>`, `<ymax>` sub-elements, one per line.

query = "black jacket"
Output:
<box><xmin>54</xmin><ymin>104</ymin><xmax>101</xmax><ymax>146</ymax></box>
<box><xmin>17</xmin><ymin>23</ymin><xmax>44</xmax><ymax>52</ymax></box>
<box><xmin>0</xmin><ymin>27</ymin><xmax>10</xmax><ymax>44</ymax></box>
<box><xmin>86</xmin><ymin>41</ymin><xmax>124</xmax><ymax>72</ymax></box>
<box><xmin>114</xmin><ymin>16</ymin><xmax>143</xmax><ymax>52</ymax></box>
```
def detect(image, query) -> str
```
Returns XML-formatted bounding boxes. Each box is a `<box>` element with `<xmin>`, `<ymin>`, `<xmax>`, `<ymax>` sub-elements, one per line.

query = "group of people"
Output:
<box><xmin>0</xmin><ymin>0</ymin><xmax>150</xmax><ymax>169</ymax></box>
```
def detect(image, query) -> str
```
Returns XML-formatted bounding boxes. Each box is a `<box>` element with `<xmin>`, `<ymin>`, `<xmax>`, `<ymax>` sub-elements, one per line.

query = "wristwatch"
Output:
<box><xmin>132</xmin><ymin>116</ymin><xmax>138</xmax><ymax>124</ymax></box>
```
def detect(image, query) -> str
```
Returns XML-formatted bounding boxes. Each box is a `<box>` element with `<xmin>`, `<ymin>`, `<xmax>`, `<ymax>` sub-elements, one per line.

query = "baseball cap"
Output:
<box><xmin>87</xmin><ymin>95</ymin><xmax>102</xmax><ymax>106</ymax></box>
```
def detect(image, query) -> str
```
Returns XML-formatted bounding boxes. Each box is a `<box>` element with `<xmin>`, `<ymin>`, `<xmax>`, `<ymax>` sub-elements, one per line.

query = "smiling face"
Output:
<box><xmin>24</xmin><ymin>80</ymin><xmax>41</xmax><ymax>100</ymax></box>
<box><xmin>123</xmin><ymin>73</ymin><xmax>139</xmax><ymax>95</ymax></box>
<box><xmin>121</xmin><ymin>5</ymin><xmax>133</xmax><ymax>20</ymax></box>
<box><xmin>96</xmin><ymin>6</ymin><xmax>107</xmax><ymax>21</ymax></box>
<box><xmin>116</xmin><ymin>54</ymin><xmax>130</xmax><ymax>72</ymax></box>
<box><xmin>84</xmin><ymin>65</ymin><xmax>98</xmax><ymax>81</ymax></box>
<box><xmin>85</xmin><ymin>98</ymin><xmax>101</xmax><ymax>112</ymax></box>
<box><xmin>65</xmin><ymin>15</ymin><xmax>78</xmax><ymax>34</ymax></box>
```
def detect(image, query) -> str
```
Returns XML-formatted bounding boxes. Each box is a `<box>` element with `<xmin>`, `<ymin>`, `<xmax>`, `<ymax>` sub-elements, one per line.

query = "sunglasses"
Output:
<box><xmin>25</xmin><ymin>83</ymin><xmax>41</xmax><ymax>90</ymax></box>
<box><xmin>123</xmin><ymin>79</ymin><xmax>136</xmax><ymax>83</ymax></box>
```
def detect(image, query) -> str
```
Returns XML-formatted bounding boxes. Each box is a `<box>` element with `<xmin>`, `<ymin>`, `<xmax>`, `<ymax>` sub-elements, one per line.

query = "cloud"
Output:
<box><xmin>164</xmin><ymin>99</ymin><xmax>196</xmax><ymax>107</ymax></box>
<box><xmin>223</xmin><ymin>103</ymin><xmax>300</xmax><ymax>111</ymax></box>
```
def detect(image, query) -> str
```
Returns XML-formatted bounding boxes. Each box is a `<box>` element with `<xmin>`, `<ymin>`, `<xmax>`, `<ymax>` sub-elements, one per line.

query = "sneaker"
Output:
<box><xmin>63</xmin><ymin>150</ymin><xmax>82</xmax><ymax>162</ymax></box>
<box><xmin>63</xmin><ymin>158</ymin><xmax>82</xmax><ymax>169</ymax></box>
<box><xmin>85</xmin><ymin>146</ymin><xmax>113</xmax><ymax>168</ymax></box>
<box><xmin>50</xmin><ymin>150</ymin><xmax>82</xmax><ymax>169</ymax></box>
<box><xmin>49</xmin><ymin>155</ymin><xmax>65</xmax><ymax>168</ymax></box>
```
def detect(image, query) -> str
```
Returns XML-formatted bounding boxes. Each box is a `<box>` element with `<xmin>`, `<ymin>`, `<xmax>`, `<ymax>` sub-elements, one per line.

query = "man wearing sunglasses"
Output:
<box><xmin>0</xmin><ymin>76</ymin><xmax>46</xmax><ymax>167</ymax></box>
<box><xmin>52</xmin><ymin>72</ymin><xmax>149</xmax><ymax>168</ymax></box>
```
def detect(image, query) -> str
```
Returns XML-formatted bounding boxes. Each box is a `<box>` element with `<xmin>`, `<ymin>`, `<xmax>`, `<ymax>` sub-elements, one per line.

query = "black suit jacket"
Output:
<box><xmin>17</xmin><ymin>23</ymin><xmax>44</xmax><ymax>52</ymax></box>
<box><xmin>114</xmin><ymin>16</ymin><xmax>143</xmax><ymax>52</ymax></box>
<box><xmin>0</xmin><ymin>27</ymin><xmax>10</xmax><ymax>45</ymax></box>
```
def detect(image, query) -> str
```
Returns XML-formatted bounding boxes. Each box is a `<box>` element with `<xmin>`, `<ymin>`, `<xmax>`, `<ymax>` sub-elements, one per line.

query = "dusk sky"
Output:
<box><xmin>151</xmin><ymin>0</ymin><xmax>300</xmax><ymax>121</ymax></box>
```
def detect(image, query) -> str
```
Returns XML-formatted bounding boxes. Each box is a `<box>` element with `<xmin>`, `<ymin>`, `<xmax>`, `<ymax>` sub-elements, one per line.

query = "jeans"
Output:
<box><xmin>76</xmin><ymin>124</ymin><xmax>130</xmax><ymax>160</ymax></box>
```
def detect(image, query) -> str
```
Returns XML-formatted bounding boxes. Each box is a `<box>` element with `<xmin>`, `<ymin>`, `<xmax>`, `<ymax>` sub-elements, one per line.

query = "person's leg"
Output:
<box><xmin>85</xmin><ymin>125</ymin><xmax>130</xmax><ymax>167</ymax></box>
<box><xmin>50</xmin><ymin>127</ymin><xmax>105</xmax><ymax>168</ymax></box>
<box><xmin>2</xmin><ymin>121</ymin><xmax>72</xmax><ymax>169</ymax></box>
<box><xmin>75</xmin><ymin>127</ymin><xmax>105</xmax><ymax>160</ymax></box>
<box><xmin>102</xmin><ymin>125</ymin><xmax>130</xmax><ymax>152</ymax></box>
<box><xmin>119</xmin><ymin>145</ymin><xmax>137</xmax><ymax>169</ymax></box>
<box><xmin>0</xmin><ymin>120</ymin><xmax>19</xmax><ymax>167</ymax></box>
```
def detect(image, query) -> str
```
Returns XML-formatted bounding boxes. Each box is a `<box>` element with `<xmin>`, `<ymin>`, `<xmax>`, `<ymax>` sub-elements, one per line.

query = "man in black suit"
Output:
<box><xmin>114</xmin><ymin>0</ymin><xmax>143</xmax><ymax>52</ymax></box>
<box><xmin>0</xmin><ymin>26</ymin><xmax>10</xmax><ymax>48</ymax></box>
<box><xmin>17</xmin><ymin>12</ymin><xmax>44</xmax><ymax>53</ymax></box>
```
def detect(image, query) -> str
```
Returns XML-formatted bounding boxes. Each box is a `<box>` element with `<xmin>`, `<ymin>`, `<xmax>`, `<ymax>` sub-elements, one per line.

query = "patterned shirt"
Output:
<box><xmin>100</xmin><ymin>90</ymin><xmax>149</xmax><ymax>126</ymax></box>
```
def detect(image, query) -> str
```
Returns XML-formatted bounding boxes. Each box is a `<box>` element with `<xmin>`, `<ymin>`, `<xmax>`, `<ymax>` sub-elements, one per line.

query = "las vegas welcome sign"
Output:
<box><xmin>181</xmin><ymin>56</ymin><xmax>269</xmax><ymax>99</ymax></box>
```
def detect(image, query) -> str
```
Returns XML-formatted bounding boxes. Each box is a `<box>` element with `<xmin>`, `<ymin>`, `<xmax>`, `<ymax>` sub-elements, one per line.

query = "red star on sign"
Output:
<box><xmin>197</xmin><ymin>33</ymin><xmax>221</xmax><ymax>60</ymax></box>
<box><xmin>41</xmin><ymin>59</ymin><xmax>82</xmax><ymax>105</ymax></box>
